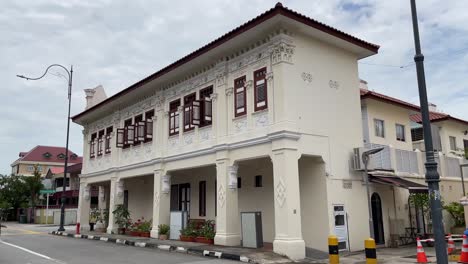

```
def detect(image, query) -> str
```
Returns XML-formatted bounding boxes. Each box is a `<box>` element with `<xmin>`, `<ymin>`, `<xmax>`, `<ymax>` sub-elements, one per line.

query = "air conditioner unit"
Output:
<box><xmin>352</xmin><ymin>147</ymin><xmax>376</xmax><ymax>171</ymax></box>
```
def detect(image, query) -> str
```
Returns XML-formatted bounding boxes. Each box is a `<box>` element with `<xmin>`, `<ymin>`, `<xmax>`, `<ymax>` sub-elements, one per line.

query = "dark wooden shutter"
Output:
<box><xmin>234</xmin><ymin>76</ymin><xmax>246</xmax><ymax>116</ymax></box>
<box><xmin>192</xmin><ymin>100</ymin><xmax>201</xmax><ymax>125</ymax></box>
<box><xmin>116</xmin><ymin>128</ymin><xmax>125</xmax><ymax>148</ymax></box>
<box><xmin>127</xmin><ymin>125</ymin><xmax>135</xmax><ymax>145</ymax></box>
<box><xmin>204</xmin><ymin>99</ymin><xmax>212</xmax><ymax>122</ymax></box>
<box><xmin>145</xmin><ymin>119</ymin><xmax>153</xmax><ymax>140</ymax></box>
<box><xmin>199</xmin><ymin>181</ymin><xmax>206</xmax><ymax>217</ymax></box>
<box><xmin>254</xmin><ymin>68</ymin><xmax>267</xmax><ymax>111</ymax></box>
<box><xmin>137</xmin><ymin>121</ymin><xmax>146</xmax><ymax>141</ymax></box>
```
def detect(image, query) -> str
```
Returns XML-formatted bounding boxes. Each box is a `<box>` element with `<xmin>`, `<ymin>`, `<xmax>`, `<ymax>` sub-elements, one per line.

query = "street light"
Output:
<box><xmin>410</xmin><ymin>0</ymin><xmax>447</xmax><ymax>262</ymax></box>
<box><xmin>362</xmin><ymin>147</ymin><xmax>384</xmax><ymax>239</ymax></box>
<box><xmin>17</xmin><ymin>64</ymin><xmax>73</xmax><ymax>232</ymax></box>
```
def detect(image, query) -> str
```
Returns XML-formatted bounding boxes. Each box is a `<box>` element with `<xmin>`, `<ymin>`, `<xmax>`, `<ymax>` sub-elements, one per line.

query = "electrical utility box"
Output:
<box><xmin>170</xmin><ymin>211</ymin><xmax>188</xmax><ymax>240</ymax></box>
<box><xmin>241</xmin><ymin>212</ymin><xmax>263</xmax><ymax>248</ymax></box>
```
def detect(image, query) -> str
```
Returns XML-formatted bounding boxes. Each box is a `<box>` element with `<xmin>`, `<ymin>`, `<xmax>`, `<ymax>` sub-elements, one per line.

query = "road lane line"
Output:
<box><xmin>0</xmin><ymin>239</ymin><xmax>56</xmax><ymax>260</ymax></box>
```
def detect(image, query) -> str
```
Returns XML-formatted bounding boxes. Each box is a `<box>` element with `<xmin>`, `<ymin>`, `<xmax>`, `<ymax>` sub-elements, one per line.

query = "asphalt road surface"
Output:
<box><xmin>0</xmin><ymin>223</ymin><xmax>233</xmax><ymax>264</ymax></box>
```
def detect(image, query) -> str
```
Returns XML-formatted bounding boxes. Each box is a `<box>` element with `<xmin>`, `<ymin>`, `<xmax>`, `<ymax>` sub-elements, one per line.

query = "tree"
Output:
<box><xmin>0</xmin><ymin>174</ymin><xmax>29</xmax><ymax>219</ymax></box>
<box><xmin>22</xmin><ymin>165</ymin><xmax>44</xmax><ymax>207</ymax></box>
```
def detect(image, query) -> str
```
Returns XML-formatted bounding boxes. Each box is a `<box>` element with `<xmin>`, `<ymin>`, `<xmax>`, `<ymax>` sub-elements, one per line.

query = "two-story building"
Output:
<box><xmin>359</xmin><ymin>80</ymin><xmax>468</xmax><ymax>246</ymax></box>
<box><xmin>10</xmin><ymin>145</ymin><xmax>82</xmax><ymax>176</ymax></box>
<box><xmin>72</xmin><ymin>3</ymin><xmax>380</xmax><ymax>259</ymax></box>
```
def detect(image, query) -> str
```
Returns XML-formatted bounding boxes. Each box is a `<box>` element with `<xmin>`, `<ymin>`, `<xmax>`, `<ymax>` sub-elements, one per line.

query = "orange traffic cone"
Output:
<box><xmin>448</xmin><ymin>234</ymin><xmax>455</xmax><ymax>254</ymax></box>
<box><xmin>416</xmin><ymin>237</ymin><xmax>428</xmax><ymax>263</ymax></box>
<box><xmin>460</xmin><ymin>234</ymin><xmax>468</xmax><ymax>263</ymax></box>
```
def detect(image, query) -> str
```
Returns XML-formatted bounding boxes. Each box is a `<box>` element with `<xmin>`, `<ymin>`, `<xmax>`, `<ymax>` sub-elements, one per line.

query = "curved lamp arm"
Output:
<box><xmin>17</xmin><ymin>64</ymin><xmax>71</xmax><ymax>82</ymax></box>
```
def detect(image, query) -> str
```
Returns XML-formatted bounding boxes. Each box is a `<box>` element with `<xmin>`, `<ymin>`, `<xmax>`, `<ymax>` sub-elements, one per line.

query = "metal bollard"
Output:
<box><xmin>365</xmin><ymin>238</ymin><xmax>377</xmax><ymax>264</ymax></box>
<box><xmin>328</xmin><ymin>235</ymin><xmax>339</xmax><ymax>264</ymax></box>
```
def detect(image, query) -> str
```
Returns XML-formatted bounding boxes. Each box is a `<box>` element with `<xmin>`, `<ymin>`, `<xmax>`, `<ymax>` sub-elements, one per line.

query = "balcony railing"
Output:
<box><xmin>395</xmin><ymin>149</ymin><xmax>419</xmax><ymax>174</ymax></box>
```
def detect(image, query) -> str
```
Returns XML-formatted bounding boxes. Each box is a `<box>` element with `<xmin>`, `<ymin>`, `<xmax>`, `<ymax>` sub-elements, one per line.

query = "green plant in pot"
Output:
<box><xmin>444</xmin><ymin>202</ymin><xmax>466</xmax><ymax>234</ymax></box>
<box><xmin>196</xmin><ymin>220</ymin><xmax>215</xmax><ymax>244</ymax></box>
<box><xmin>89</xmin><ymin>208</ymin><xmax>101</xmax><ymax>231</ymax></box>
<box><xmin>180</xmin><ymin>222</ymin><xmax>197</xmax><ymax>242</ymax></box>
<box><xmin>112</xmin><ymin>204</ymin><xmax>131</xmax><ymax>234</ymax></box>
<box><xmin>158</xmin><ymin>224</ymin><xmax>170</xmax><ymax>240</ymax></box>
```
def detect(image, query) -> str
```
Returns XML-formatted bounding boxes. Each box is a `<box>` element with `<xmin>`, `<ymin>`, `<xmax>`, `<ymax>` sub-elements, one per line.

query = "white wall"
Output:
<box><xmin>125</xmin><ymin>175</ymin><xmax>153</xmax><ymax>221</ymax></box>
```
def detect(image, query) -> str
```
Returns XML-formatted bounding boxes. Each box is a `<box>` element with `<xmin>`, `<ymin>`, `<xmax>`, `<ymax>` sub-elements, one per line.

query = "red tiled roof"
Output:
<box><xmin>14</xmin><ymin>146</ymin><xmax>82</xmax><ymax>164</ymax></box>
<box><xmin>49</xmin><ymin>167</ymin><xmax>64</xmax><ymax>175</ymax></box>
<box><xmin>360</xmin><ymin>89</ymin><xmax>420</xmax><ymax>112</ymax></box>
<box><xmin>67</xmin><ymin>163</ymin><xmax>82</xmax><ymax>173</ymax></box>
<box><xmin>360</xmin><ymin>89</ymin><xmax>468</xmax><ymax>126</ymax></box>
<box><xmin>72</xmin><ymin>2</ymin><xmax>379</xmax><ymax>123</ymax></box>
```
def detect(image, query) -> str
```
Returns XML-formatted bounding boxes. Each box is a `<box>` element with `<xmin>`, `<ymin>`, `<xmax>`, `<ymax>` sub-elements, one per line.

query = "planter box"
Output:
<box><xmin>195</xmin><ymin>237</ymin><xmax>214</xmax><ymax>244</ymax></box>
<box><xmin>129</xmin><ymin>231</ymin><xmax>141</xmax><ymax>237</ymax></box>
<box><xmin>180</xmin><ymin>235</ymin><xmax>196</xmax><ymax>242</ymax></box>
<box><xmin>450</xmin><ymin>226</ymin><xmax>466</xmax><ymax>235</ymax></box>
<box><xmin>140</xmin><ymin>232</ymin><xmax>150</xmax><ymax>238</ymax></box>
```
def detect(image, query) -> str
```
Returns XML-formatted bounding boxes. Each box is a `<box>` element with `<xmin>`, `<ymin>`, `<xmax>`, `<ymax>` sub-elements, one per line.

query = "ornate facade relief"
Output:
<box><xmin>217</xmin><ymin>184</ymin><xmax>226</xmax><ymax>208</ymax></box>
<box><xmin>184</xmin><ymin>133</ymin><xmax>194</xmax><ymax>145</ymax></box>
<box><xmin>168</xmin><ymin>137</ymin><xmax>179</xmax><ymax>148</ymax></box>
<box><xmin>234</xmin><ymin>118</ymin><xmax>248</xmax><ymax>133</ymax></box>
<box><xmin>254</xmin><ymin>112</ymin><xmax>269</xmax><ymax>127</ymax></box>
<box><xmin>271</xmin><ymin>41</ymin><xmax>295</xmax><ymax>65</ymax></box>
<box><xmin>199</xmin><ymin>128</ymin><xmax>212</xmax><ymax>142</ymax></box>
<box><xmin>275</xmin><ymin>179</ymin><xmax>286</xmax><ymax>207</ymax></box>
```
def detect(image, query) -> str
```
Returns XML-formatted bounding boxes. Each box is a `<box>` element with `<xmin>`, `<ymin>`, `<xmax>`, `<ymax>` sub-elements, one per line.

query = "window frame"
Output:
<box><xmin>183</xmin><ymin>93</ymin><xmax>196</xmax><ymax>132</ymax></box>
<box><xmin>395</xmin><ymin>124</ymin><xmax>406</xmax><ymax>142</ymax></box>
<box><xmin>133</xmin><ymin>114</ymin><xmax>143</xmax><ymax>145</ymax></box>
<box><xmin>253</xmin><ymin>67</ymin><xmax>268</xmax><ymax>112</ymax></box>
<box><xmin>97</xmin><ymin>130</ymin><xmax>105</xmax><ymax>156</ymax></box>
<box><xmin>123</xmin><ymin>118</ymin><xmax>134</xmax><ymax>148</ymax></box>
<box><xmin>169</xmin><ymin>99</ymin><xmax>181</xmax><ymax>136</ymax></box>
<box><xmin>374</xmin><ymin>119</ymin><xmax>385</xmax><ymax>138</ymax></box>
<box><xmin>90</xmin><ymin>132</ymin><xmax>97</xmax><ymax>158</ymax></box>
<box><xmin>199</xmin><ymin>181</ymin><xmax>206</xmax><ymax>217</ymax></box>
<box><xmin>449</xmin><ymin>136</ymin><xmax>457</xmax><ymax>151</ymax></box>
<box><xmin>105</xmin><ymin>126</ymin><xmax>113</xmax><ymax>154</ymax></box>
<box><xmin>234</xmin><ymin>76</ymin><xmax>247</xmax><ymax>117</ymax></box>
<box><xmin>144</xmin><ymin>110</ymin><xmax>155</xmax><ymax>142</ymax></box>
<box><xmin>254</xmin><ymin>175</ymin><xmax>263</xmax><ymax>188</ymax></box>
<box><xmin>199</xmin><ymin>86</ymin><xmax>213</xmax><ymax>127</ymax></box>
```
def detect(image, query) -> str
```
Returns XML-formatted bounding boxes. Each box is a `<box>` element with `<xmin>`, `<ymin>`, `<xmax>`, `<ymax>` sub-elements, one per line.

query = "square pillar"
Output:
<box><xmin>107</xmin><ymin>177</ymin><xmax>124</xmax><ymax>234</ymax></box>
<box><xmin>271</xmin><ymin>148</ymin><xmax>305</xmax><ymax>260</ymax></box>
<box><xmin>98</xmin><ymin>185</ymin><xmax>108</xmax><ymax>211</ymax></box>
<box><xmin>151</xmin><ymin>169</ymin><xmax>171</xmax><ymax>238</ymax></box>
<box><xmin>214</xmin><ymin>159</ymin><xmax>241</xmax><ymax>246</ymax></box>
<box><xmin>77</xmin><ymin>182</ymin><xmax>91</xmax><ymax>232</ymax></box>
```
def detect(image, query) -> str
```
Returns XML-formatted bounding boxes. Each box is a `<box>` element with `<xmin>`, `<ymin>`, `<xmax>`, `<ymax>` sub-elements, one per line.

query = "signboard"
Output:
<box><xmin>40</xmin><ymin>189</ymin><xmax>56</xmax><ymax>194</ymax></box>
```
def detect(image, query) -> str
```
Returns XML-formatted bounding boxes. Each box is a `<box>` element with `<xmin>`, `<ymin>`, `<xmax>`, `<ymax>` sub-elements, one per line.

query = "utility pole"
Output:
<box><xmin>410</xmin><ymin>1</ymin><xmax>447</xmax><ymax>263</ymax></box>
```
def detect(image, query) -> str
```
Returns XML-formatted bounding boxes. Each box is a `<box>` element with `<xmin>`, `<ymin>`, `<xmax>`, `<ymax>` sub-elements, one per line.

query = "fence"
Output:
<box><xmin>395</xmin><ymin>149</ymin><xmax>419</xmax><ymax>174</ymax></box>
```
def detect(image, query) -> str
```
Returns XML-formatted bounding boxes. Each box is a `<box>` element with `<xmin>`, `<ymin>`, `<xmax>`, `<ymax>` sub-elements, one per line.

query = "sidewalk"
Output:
<box><xmin>50</xmin><ymin>230</ymin><xmax>294</xmax><ymax>263</ymax></box>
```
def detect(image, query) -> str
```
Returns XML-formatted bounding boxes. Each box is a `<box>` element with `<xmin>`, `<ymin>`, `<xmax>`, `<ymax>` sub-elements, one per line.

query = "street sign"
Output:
<box><xmin>40</xmin><ymin>189</ymin><xmax>55</xmax><ymax>194</ymax></box>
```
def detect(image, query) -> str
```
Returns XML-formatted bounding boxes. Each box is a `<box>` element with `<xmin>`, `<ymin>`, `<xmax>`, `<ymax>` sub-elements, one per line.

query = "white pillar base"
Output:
<box><xmin>150</xmin><ymin>229</ymin><xmax>159</xmax><ymax>238</ymax></box>
<box><xmin>106</xmin><ymin>226</ymin><xmax>118</xmax><ymax>234</ymax></box>
<box><xmin>214</xmin><ymin>233</ymin><xmax>241</xmax><ymax>246</ymax></box>
<box><xmin>273</xmin><ymin>238</ymin><xmax>306</xmax><ymax>260</ymax></box>
<box><xmin>80</xmin><ymin>224</ymin><xmax>90</xmax><ymax>233</ymax></box>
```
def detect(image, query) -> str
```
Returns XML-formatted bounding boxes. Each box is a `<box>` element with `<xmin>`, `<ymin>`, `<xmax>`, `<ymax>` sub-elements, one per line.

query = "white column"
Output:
<box><xmin>77</xmin><ymin>182</ymin><xmax>91</xmax><ymax>232</ymax></box>
<box><xmin>107</xmin><ymin>177</ymin><xmax>124</xmax><ymax>234</ymax></box>
<box><xmin>98</xmin><ymin>186</ymin><xmax>108</xmax><ymax>212</ymax></box>
<box><xmin>214</xmin><ymin>157</ymin><xmax>241</xmax><ymax>246</ymax></box>
<box><xmin>271</xmin><ymin>148</ymin><xmax>305</xmax><ymax>260</ymax></box>
<box><xmin>151</xmin><ymin>169</ymin><xmax>171</xmax><ymax>238</ymax></box>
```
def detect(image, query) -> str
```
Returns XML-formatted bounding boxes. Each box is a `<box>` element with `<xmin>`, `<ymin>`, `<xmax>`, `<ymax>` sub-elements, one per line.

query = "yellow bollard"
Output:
<box><xmin>328</xmin><ymin>235</ymin><xmax>339</xmax><ymax>264</ymax></box>
<box><xmin>365</xmin><ymin>238</ymin><xmax>377</xmax><ymax>264</ymax></box>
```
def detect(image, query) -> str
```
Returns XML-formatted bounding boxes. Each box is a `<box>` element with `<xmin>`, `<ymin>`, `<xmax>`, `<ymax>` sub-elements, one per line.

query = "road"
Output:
<box><xmin>0</xmin><ymin>223</ymin><xmax>232</xmax><ymax>264</ymax></box>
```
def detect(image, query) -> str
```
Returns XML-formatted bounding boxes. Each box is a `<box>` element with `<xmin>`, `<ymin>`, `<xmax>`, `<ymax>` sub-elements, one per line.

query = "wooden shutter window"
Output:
<box><xmin>116</xmin><ymin>128</ymin><xmax>125</xmax><ymax>148</ymax></box>
<box><xmin>137</xmin><ymin>121</ymin><xmax>146</xmax><ymax>141</ymax></box>
<box><xmin>254</xmin><ymin>68</ymin><xmax>267</xmax><ymax>111</ymax></box>
<box><xmin>199</xmin><ymin>86</ymin><xmax>213</xmax><ymax>126</ymax></box>
<box><xmin>169</xmin><ymin>100</ymin><xmax>181</xmax><ymax>136</ymax></box>
<box><xmin>199</xmin><ymin>181</ymin><xmax>206</xmax><ymax>217</ymax></box>
<box><xmin>105</xmin><ymin>126</ymin><xmax>113</xmax><ymax>153</ymax></box>
<box><xmin>97</xmin><ymin>130</ymin><xmax>105</xmax><ymax>156</ymax></box>
<box><xmin>126</xmin><ymin>125</ymin><xmax>135</xmax><ymax>145</ymax></box>
<box><xmin>183</xmin><ymin>93</ymin><xmax>196</xmax><ymax>132</ymax></box>
<box><xmin>192</xmin><ymin>101</ymin><xmax>201</xmax><ymax>125</ymax></box>
<box><xmin>90</xmin><ymin>133</ymin><xmax>97</xmax><ymax>158</ymax></box>
<box><xmin>145</xmin><ymin>110</ymin><xmax>154</xmax><ymax>142</ymax></box>
<box><xmin>234</xmin><ymin>76</ymin><xmax>246</xmax><ymax>116</ymax></box>
<box><xmin>133</xmin><ymin>115</ymin><xmax>143</xmax><ymax>144</ymax></box>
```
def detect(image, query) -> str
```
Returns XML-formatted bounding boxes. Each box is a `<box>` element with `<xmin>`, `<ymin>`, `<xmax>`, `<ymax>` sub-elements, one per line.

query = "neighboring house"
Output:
<box><xmin>36</xmin><ymin>163</ymin><xmax>98</xmax><ymax>225</ymax></box>
<box><xmin>72</xmin><ymin>3</ymin><xmax>379</xmax><ymax>259</ymax></box>
<box><xmin>10</xmin><ymin>145</ymin><xmax>82</xmax><ymax>176</ymax></box>
<box><xmin>359</xmin><ymin>80</ymin><xmax>468</xmax><ymax>245</ymax></box>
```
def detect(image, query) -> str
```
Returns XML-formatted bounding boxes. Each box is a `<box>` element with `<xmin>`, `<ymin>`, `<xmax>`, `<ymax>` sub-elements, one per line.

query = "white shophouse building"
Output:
<box><xmin>73</xmin><ymin>3</ymin><xmax>380</xmax><ymax>260</ymax></box>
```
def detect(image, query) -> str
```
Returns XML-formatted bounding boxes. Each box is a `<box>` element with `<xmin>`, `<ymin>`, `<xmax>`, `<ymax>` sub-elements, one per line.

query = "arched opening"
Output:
<box><xmin>371</xmin><ymin>193</ymin><xmax>385</xmax><ymax>244</ymax></box>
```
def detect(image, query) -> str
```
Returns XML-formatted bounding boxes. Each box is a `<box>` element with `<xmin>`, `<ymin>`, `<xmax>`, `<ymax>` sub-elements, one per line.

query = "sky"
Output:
<box><xmin>0</xmin><ymin>0</ymin><xmax>467</xmax><ymax>175</ymax></box>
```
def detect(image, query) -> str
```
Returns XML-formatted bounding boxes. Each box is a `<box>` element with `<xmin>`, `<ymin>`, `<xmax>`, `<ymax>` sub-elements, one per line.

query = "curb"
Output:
<box><xmin>49</xmin><ymin>231</ymin><xmax>250</xmax><ymax>263</ymax></box>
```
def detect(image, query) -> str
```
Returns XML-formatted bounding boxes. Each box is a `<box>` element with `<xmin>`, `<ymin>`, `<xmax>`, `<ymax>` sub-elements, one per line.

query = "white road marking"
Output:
<box><xmin>0</xmin><ymin>239</ymin><xmax>56</xmax><ymax>261</ymax></box>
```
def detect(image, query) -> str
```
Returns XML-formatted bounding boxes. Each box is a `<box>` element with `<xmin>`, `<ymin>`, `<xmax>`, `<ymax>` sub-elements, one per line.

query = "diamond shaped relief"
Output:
<box><xmin>218</xmin><ymin>185</ymin><xmax>226</xmax><ymax>208</ymax></box>
<box><xmin>276</xmin><ymin>180</ymin><xmax>286</xmax><ymax>207</ymax></box>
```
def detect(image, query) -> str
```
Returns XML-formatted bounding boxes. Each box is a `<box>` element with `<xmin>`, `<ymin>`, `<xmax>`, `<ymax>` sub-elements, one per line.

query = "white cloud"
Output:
<box><xmin>0</xmin><ymin>0</ymin><xmax>467</xmax><ymax>174</ymax></box>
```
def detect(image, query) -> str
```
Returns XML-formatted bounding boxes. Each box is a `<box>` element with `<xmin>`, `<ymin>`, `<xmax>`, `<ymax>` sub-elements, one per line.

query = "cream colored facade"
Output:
<box><xmin>74</xmin><ymin>5</ymin><xmax>379</xmax><ymax>260</ymax></box>
<box><xmin>360</xmin><ymin>87</ymin><xmax>468</xmax><ymax>246</ymax></box>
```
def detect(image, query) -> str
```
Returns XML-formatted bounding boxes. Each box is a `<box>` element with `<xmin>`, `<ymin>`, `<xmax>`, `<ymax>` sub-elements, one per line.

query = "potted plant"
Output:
<box><xmin>129</xmin><ymin>219</ymin><xmax>142</xmax><ymax>237</ymax></box>
<box><xmin>94</xmin><ymin>209</ymin><xmax>107</xmax><ymax>232</ymax></box>
<box><xmin>180</xmin><ymin>222</ymin><xmax>197</xmax><ymax>242</ymax></box>
<box><xmin>444</xmin><ymin>202</ymin><xmax>466</xmax><ymax>234</ymax></box>
<box><xmin>195</xmin><ymin>220</ymin><xmax>215</xmax><ymax>244</ymax></box>
<box><xmin>138</xmin><ymin>219</ymin><xmax>152</xmax><ymax>237</ymax></box>
<box><xmin>89</xmin><ymin>208</ymin><xmax>100</xmax><ymax>231</ymax></box>
<box><xmin>158</xmin><ymin>224</ymin><xmax>170</xmax><ymax>240</ymax></box>
<box><xmin>112</xmin><ymin>204</ymin><xmax>131</xmax><ymax>235</ymax></box>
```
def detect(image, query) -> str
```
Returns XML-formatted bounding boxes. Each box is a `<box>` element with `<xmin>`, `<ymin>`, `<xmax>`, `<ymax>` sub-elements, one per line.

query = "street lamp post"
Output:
<box><xmin>17</xmin><ymin>64</ymin><xmax>73</xmax><ymax>232</ymax></box>
<box><xmin>362</xmin><ymin>147</ymin><xmax>384</xmax><ymax>239</ymax></box>
<box><xmin>410</xmin><ymin>1</ymin><xmax>447</xmax><ymax>262</ymax></box>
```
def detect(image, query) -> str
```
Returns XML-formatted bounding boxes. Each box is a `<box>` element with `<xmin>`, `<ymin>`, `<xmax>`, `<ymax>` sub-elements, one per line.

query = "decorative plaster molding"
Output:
<box><xmin>217</xmin><ymin>184</ymin><xmax>226</xmax><ymax>208</ymax></box>
<box><xmin>254</xmin><ymin>112</ymin><xmax>269</xmax><ymax>127</ymax></box>
<box><xmin>225</xmin><ymin>87</ymin><xmax>234</xmax><ymax>96</ymax></box>
<box><xmin>234</xmin><ymin>118</ymin><xmax>248</xmax><ymax>133</ymax></box>
<box><xmin>266</xmin><ymin>72</ymin><xmax>273</xmax><ymax>81</ymax></box>
<box><xmin>275</xmin><ymin>179</ymin><xmax>286</xmax><ymax>207</ymax></box>
<box><xmin>246</xmin><ymin>80</ymin><xmax>253</xmax><ymax>90</ymax></box>
<box><xmin>184</xmin><ymin>133</ymin><xmax>194</xmax><ymax>145</ymax></box>
<box><xmin>301</xmin><ymin>72</ymin><xmax>313</xmax><ymax>84</ymax></box>
<box><xmin>199</xmin><ymin>128</ymin><xmax>212</xmax><ymax>142</ymax></box>
<box><xmin>329</xmin><ymin>80</ymin><xmax>340</xmax><ymax>90</ymax></box>
<box><xmin>210</xmin><ymin>93</ymin><xmax>218</xmax><ymax>102</ymax></box>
